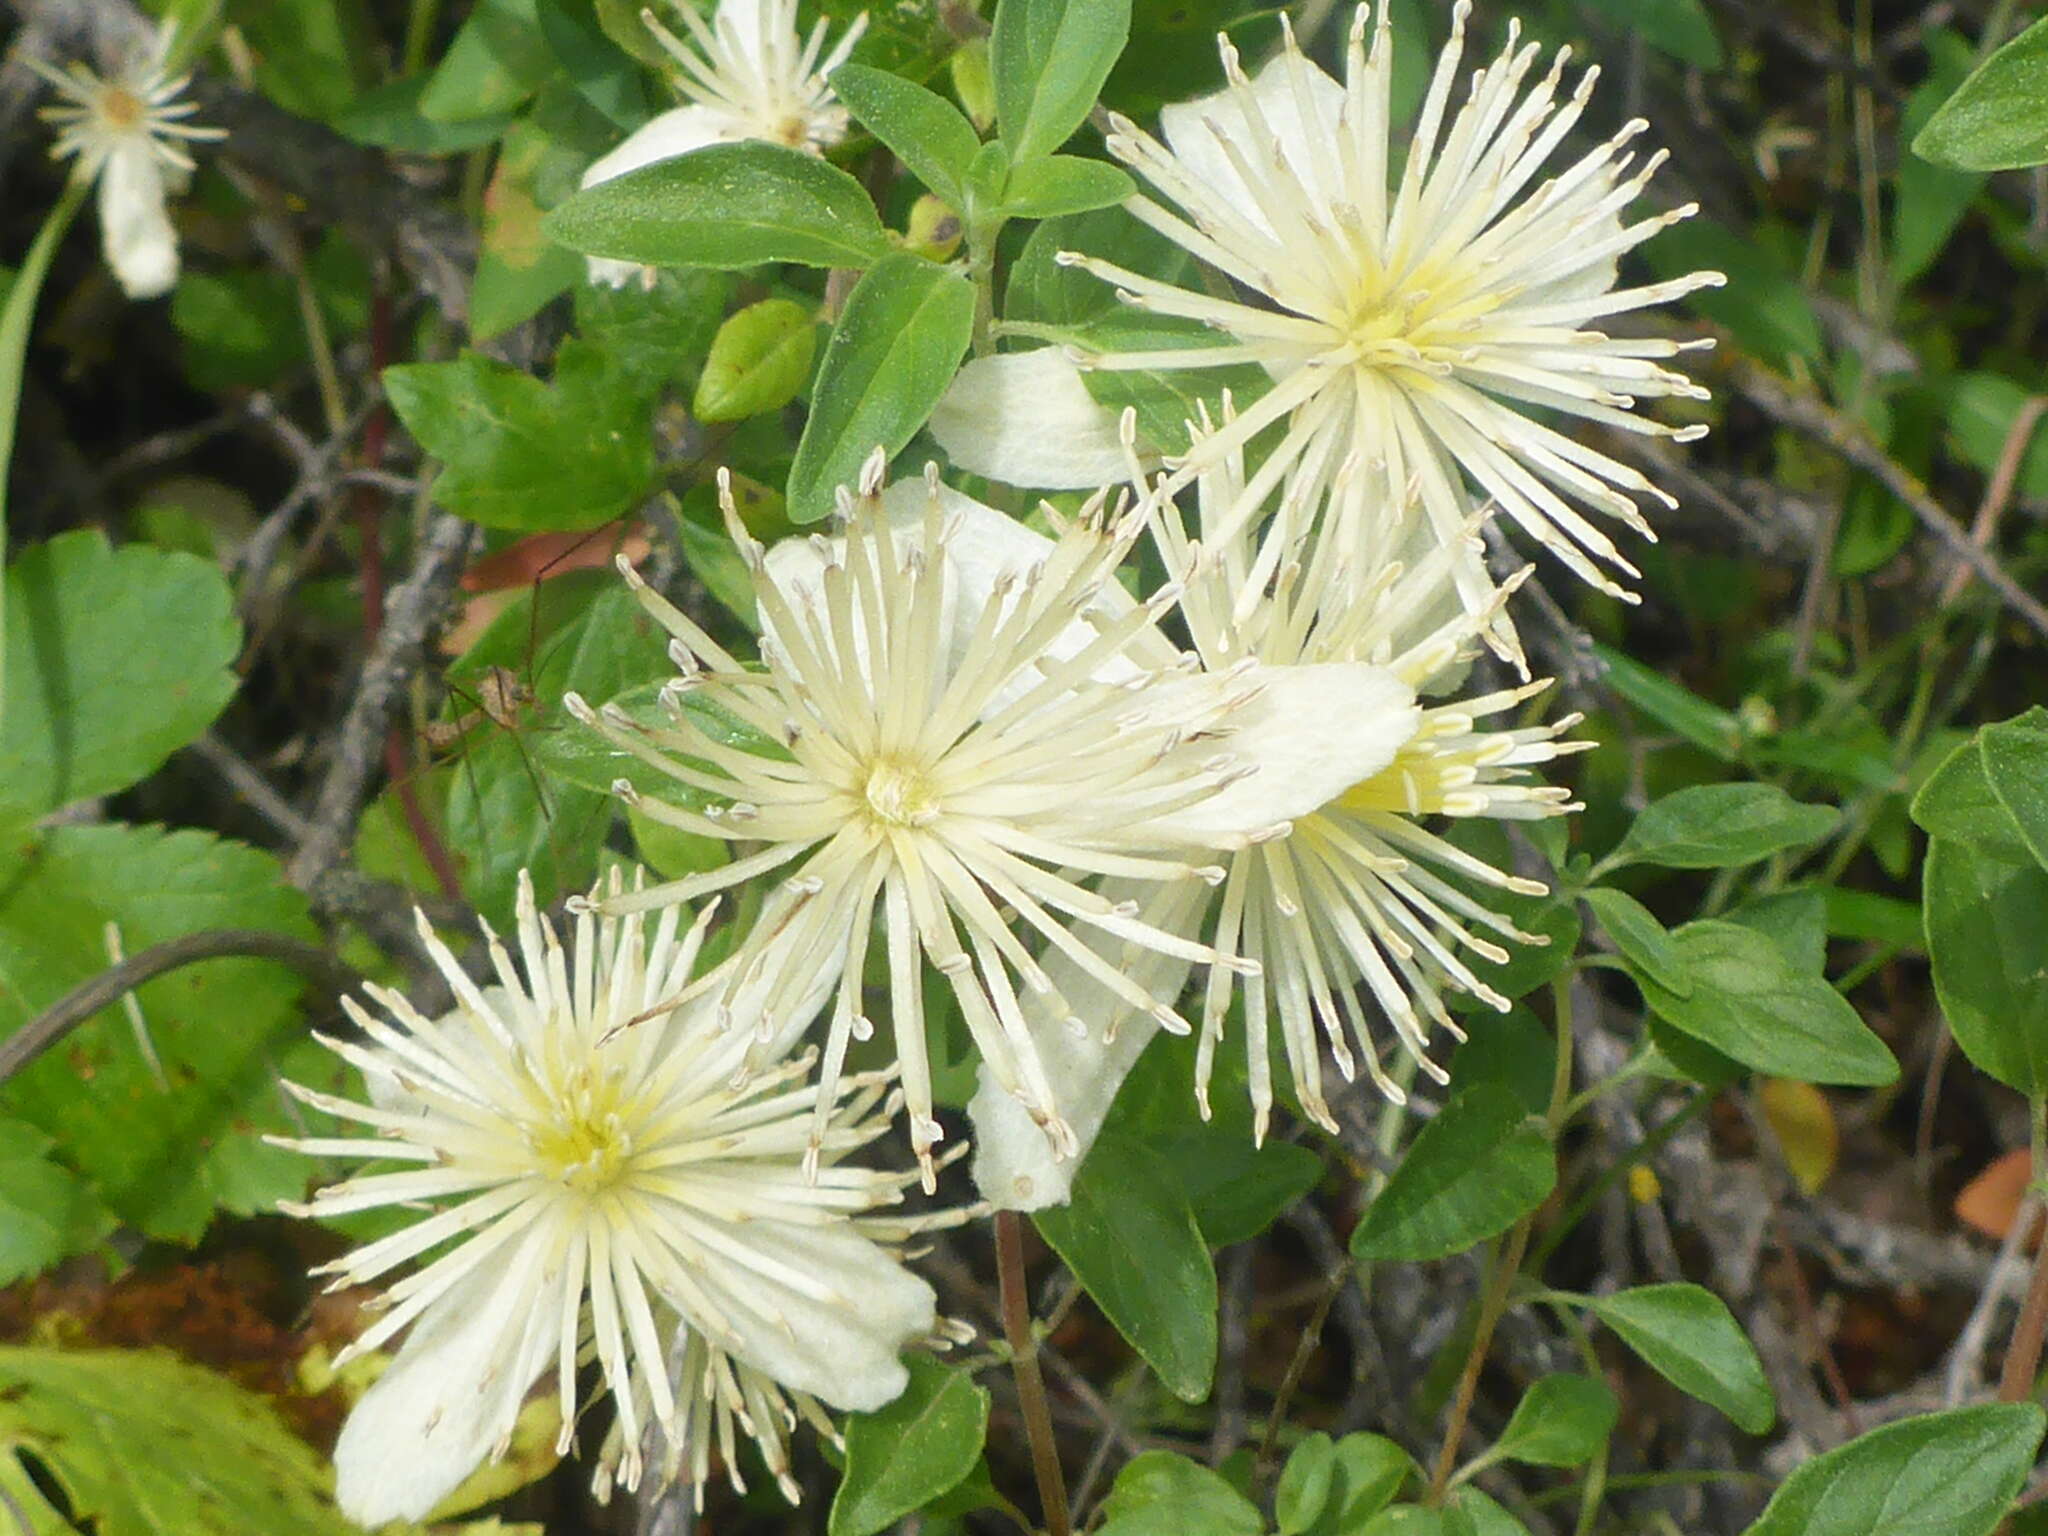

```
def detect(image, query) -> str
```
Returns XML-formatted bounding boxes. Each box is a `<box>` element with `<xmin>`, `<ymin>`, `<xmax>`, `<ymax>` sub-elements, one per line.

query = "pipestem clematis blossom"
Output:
<box><xmin>31</xmin><ymin>23</ymin><xmax>223</xmax><ymax>300</ymax></box>
<box><xmin>1060</xmin><ymin>2</ymin><xmax>1724</xmax><ymax>653</ymax></box>
<box><xmin>579</xmin><ymin>0</ymin><xmax>866</xmax><ymax>286</ymax></box>
<box><xmin>972</xmin><ymin>414</ymin><xmax>1588</xmax><ymax>1210</ymax></box>
<box><xmin>275</xmin><ymin>870</ymin><xmax>961</xmax><ymax>1525</ymax></box>
<box><xmin>569</xmin><ymin>456</ymin><xmax>1421</xmax><ymax>1188</ymax></box>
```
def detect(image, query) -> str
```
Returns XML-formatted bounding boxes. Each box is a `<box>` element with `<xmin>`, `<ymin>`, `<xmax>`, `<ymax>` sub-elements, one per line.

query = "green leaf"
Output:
<box><xmin>1605</xmin><ymin>784</ymin><xmax>1839</xmax><ymax>872</ymax></box>
<box><xmin>829</xmin><ymin>1357</ymin><xmax>990</xmax><ymax>1536</ymax></box>
<box><xmin>1444</xmin><ymin>1489</ymin><xmax>1534</xmax><ymax>1536</ymax></box>
<box><xmin>335</xmin><ymin>76</ymin><xmax>514</xmax><ymax>151</ymax></box>
<box><xmin>1591</xmin><ymin>643</ymin><xmax>1743</xmax><ymax>760</ymax></box>
<box><xmin>1644</xmin><ymin>217</ymin><xmax>1821</xmax><ymax>366</ymax></box>
<box><xmin>1590</xmin><ymin>1284</ymin><xmax>1775</xmax><ymax>1434</ymax></box>
<box><xmin>1096</xmin><ymin>1451</ymin><xmax>1262</xmax><ymax>1536</ymax></box>
<box><xmin>1350</xmin><ymin>1084</ymin><xmax>1556</xmax><ymax>1262</ymax></box>
<box><xmin>1582</xmin><ymin>0</ymin><xmax>1721</xmax><ymax>67</ymax></box>
<box><xmin>1277</xmin><ymin>1433</ymin><xmax>1415</xmax><ymax>1536</ymax></box>
<box><xmin>1743</xmin><ymin>1402</ymin><xmax>2043</xmax><ymax>1536</ymax></box>
<box><xmin>1000</xmin><ymin>155</ymin><xmax>1136</xmax><ymax>218</ymax></box>
<box><xmin>441</xmin><ymin>578</ymin><xmax>674</xmax><ymax>925</ymax></box>
<box><xmin>384</xmin><ymin>347</ymin><xmax>656</xmax><ymax>530</ymax></box>
<box><xmin>1912</xmin><ymin>726</ymin><xmax>2038</xmax><ymax>863</ymax></box>
<box><xmin>1633</xmin><ymin>920</ymin><xmax>1896</xmax><ymax>1087</ymax></box>
<box><xmin>1913</xmin><ymin>16</ymin><xmax>2048</xmax><ymax>170</ymax></box>
<box><xmin>992</xmin><ymin>0</ymin><xmax>1133</xmax><ymax>161</ymax></box>
<box><xmin>831</xmin><ymin>63</ymin><xmax>980</xmax><ymax>208</ymax></box>
<box><xmin>694</xmin><ymin>298</ymin><xmax>818</xmax><ymax>422</ymax></box>
<box><xmin>0</xmin><ymin>825</ymin><xmax>330</xmax><ymax>1242</ymax></box>
<box><xmin>542</xmin><ymin>141</ymin><xmax>892</xmax><ymax>269</ymax></box>
<box><xmin>573</xmin><ymin>268</ymin><xmax>735</xmax><ymax>395</ymax></box>
<box><xmin>1035</xmin><ymin>1130</ymin><xmax>1216</xmax><ymax>1401</ymax></box>
<box><xmin>1923</xmin><ymin>836</ymin><xmax>2048</xmax><ymax>1097</ymax></box>
<box><xmin>0</xmin><ymin>1120</ymin><xmax>111</xmax><ymax>1285</ymax></box>
<box><xmin>786</xmin><ymin>253</ymin><xmax>975</xmax><ymax>523</ymax></box>
<box><xmin>1277</xmin><ymin>1433</ymin><xmax>1338</xmax><ymax>1535</ymax></box>
<box><xmin>1943</xmin><ymin>373</ymin><xmax>2048</xmax><ymax>504</ymax></box>
<box><xmin>1725</xmin><ymin>887</ymin><xmax>1829</xmax><ymax>976</ymax></box>
<box><xmin>1359</xmin><ymin>1509</ymin><xmax>1446</xmax><ymax>1536</ymax></box>
<box><xmin>419</xmin><ymin>0</ymin><xmax>553</xmax><ymax>122</ymax></box>
<box><xmin>470</xmin><ymin>115</ymin><xmax>585</xmax><ymax>341</ymax></box>
<box><xmin>225</xmin><ymin>0</ymin><xmax>372</xmax><ymax>120</ymax></box>
<box><xmin>1489</xmin><ymin>1375</ymin><xmax>1619</xmax><ymax>1468</ymax></box>
<box><xmin>1168</xmin><ymin>1133</ymin><xmax>1322</xmax><ymax>1247</ymax></box>
<box><xmin>1311</xmin><ymin>1435</ymin><xmax>1413</xmax><ymax>1535</ymax></box>
<box><xmin>1980</xmin><ymin>709</ymin><xmax>2048</xmax><ymax>873</ymax></box>
<box><xmin>0</xmin><ymin>1346</ymin><xmax>360</xmax><ymax>1535</ymax></box>
<box><xmin>0</xmin><ymin>531</ymin><xmax>239</xmax><ymax>820</ymax></box>
<box><xmin>1582</xmin><ymin>887</ymin><xmax>1691</xmax><ymax>998</ymax></box>
<box><xmin>1894</xmin><ymin>33</ymin><xmax>1984</xmax><ymax>284</ymax></box>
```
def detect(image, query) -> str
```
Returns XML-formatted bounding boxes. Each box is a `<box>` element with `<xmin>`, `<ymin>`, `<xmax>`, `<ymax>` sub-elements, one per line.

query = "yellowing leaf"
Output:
<box><xmin>1759</xmin><ymin>1077</ymin><xmax>1839</xmax><ymax>1194</ymax></box>
<box><xmin>0</xmin><ymin>1346</ymin><xmax>357</xmax><ymax>1536</ymax></box>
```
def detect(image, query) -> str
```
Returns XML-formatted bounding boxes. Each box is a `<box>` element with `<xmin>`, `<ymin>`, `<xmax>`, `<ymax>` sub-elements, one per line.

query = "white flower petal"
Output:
<box><xmin>761</xmin><ymin>476</ymin><xmax>1174</xmax><ymax>696</ymax></box>
<box><xmin>1157</xmin><ymin>53</ymin><xmax>1344</xmax><ymax>240</ymax></box>
<box><xmin>582</xmin><ymin>105</ymin><xmax>739</xmax><ymax>187</ymax></box>
<box><xmin>970</xmin><ymin>878</ymin><xmax>1204</xmax><ymax>1210</ymax></box>
<box><xmin>1151</xmin><ymin>662</ymin><xmax>1422</xmax><ymax>844</ymax></box>
<box><xmin>98</xmin><ymin>141</ymin><xmax>178</xmax><ymax>299</ymax></box>
<box><xmin>698</xmin><ymin>1221</ymin><xmax>934</xmax><ymax>1409</ymax></box>
<box><xmin>333</xmin><ymin>1253</ymin><xmax>562</xmax><ymax>1525</ymax></box>
<box><xmin>927</xmin><ymin>350</ymin><xmax>1137</xmax><ymax>490</ymax></box>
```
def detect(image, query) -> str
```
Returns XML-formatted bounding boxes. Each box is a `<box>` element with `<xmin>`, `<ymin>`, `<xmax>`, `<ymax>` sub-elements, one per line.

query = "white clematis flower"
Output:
<box><xmin>569</xmin><ymin>459</ymin><xmax>1413</xmax><ymax>1187</ymax></box>
<box><xmin>1055</xmin><ymin>3</ymin><xmax>1724</xmax><ymax>651</ymax></box>
<box><xmin>275</xmin><ymin>870</ymin><xmax>958</xmax><ymax>1524</ymax></box>
<box><xmin>31</xmin><ymin>24</ymin><xmax>223</xmax><ymax>300</ymax></box>
<box><xmin>580</xmin><ymin>0</ymin><xmax>866</xmax><ymax>287</ymax></box>
<box><xmin>973</xmin><ymin>420</ymin><xmax>1589</xmax><ymax>1209</ymax></box>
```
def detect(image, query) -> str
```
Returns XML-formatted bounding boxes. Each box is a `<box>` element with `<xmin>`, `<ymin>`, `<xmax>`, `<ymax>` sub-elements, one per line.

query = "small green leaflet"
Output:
<box><xmin>828</xmin><ymin>1358</ymin><xmax>989</xmax><ymax>1536</ymax></box>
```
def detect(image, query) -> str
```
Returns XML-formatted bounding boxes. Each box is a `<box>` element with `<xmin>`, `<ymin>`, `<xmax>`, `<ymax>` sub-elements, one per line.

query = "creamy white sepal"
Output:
<box><xmin>760</xmin><ymin>475</ymin><xmax>1172</xmax><ymax>697</ymax></box>
<box><xmin>1149</xmin><ymin>662</ymin><xmax>1421</xmax><ymax>845</ymax></box>
<box><xmin>1156</xmin><ymin>55</ymin><xmax>1343</xmax><ymax>239</ymax></box>
<box><xmin>579</xmin><ymin>106</ymin><xmax>732</xmax><ymax>286</ymax></box>
<box><xmin>969</xmin><ymin>878</ymin><xmax>1205</xmax><ymax>1209</ymax></box>
<box><xmin>98</xmin><ymin>139</ymin><xmax>177</xmax><ymax>299</ymax></box>
<box><xmin>333</xmin><ymin>1250</ymin><xmax>561</xmax><ymax>1525</ymax></box>
<box><xmin>927</xmin><ymin>350</ymin><xmax>1138</xmax><ymax>490</ymax></box>
<box><xmin>699</xmin><ymin>1221</ymin><xmax>934</xmax><ymax>1409</ymax></box>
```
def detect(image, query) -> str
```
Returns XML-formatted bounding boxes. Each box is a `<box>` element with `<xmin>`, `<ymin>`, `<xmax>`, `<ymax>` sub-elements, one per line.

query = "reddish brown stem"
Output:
<box><xmin>2000</xmin><ymin>1218</ymin><xmax>2048</xmax><ymax>1403</ymax></box>
<box><xmin>355</xmin><ymin>282</ymin><xmax>460</xmax><ymax>901</ymax></box>
<box><xmin>995</xmin><ymin>1210</ymin><xmax>1071</xmax><ymax>1536</ymax></box>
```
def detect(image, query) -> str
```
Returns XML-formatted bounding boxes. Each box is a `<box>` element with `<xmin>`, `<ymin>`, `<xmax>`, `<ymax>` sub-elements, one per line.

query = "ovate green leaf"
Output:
<box><xmin>1633</xmin><ymin>920</ymin><xmax>1896</xmax><ymax>1088</ymax></box>
<box><xmin>1742</xmin><ymin>1402</ymin><xmax>2042</xmax><ymax>1536</ymax></box>
<box><xmin>1489</xmin><ymin>1375</ymin><xmax>1619</xmax><ymax>1468</ymax></box>
<box><xmin>1096</xmin><ymin>1451</ymin><xmax>1262</xmax><ymax>1536</ymax></box>
<box><xmin>991</xmin><ymin>0</ymin><xmax>1133</xmax><ymax>161</ymax></box>
<box><xmin>1350</xmin><ymin>1084</ymin><xmax>1556</xmax><ymax>1262</ymax></box>
<box><xmin>829</xmin><ymin>1357</ymin><xmax>989</xmax><ymax>1536</ymax></box>
<box><xmin>1913</xmin><ymin>17</ymin><xmax>2048</xmax><ymax>170</ymax></box>
<box><xmin>1605</xmin><ymin>783</ymin><xmax>1839</xmax><ymax>871</ymax></box>
<box><xmin>786</xmin><ymin>253</ymin><xmax>975</xmax><ymax>523</ymax></box>
<box><xmin>1591</xmin><ymin>1284</ymin><xmax>1774</xmax><ymax>1434</ymax></box>
<box><xmin>1035</xmin><ymin>1130</ymin><xmax>1216</xmax><ymax>1401</ymax></box>
<box><xmin>542</xmin><ymin>141</ymin><xmax>891</xmax><ymax>269</ymax></box>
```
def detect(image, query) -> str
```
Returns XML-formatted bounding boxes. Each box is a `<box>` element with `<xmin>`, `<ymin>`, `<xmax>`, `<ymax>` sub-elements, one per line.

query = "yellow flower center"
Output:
<box><xmin>98</xmin><ymin>85</ymin><xmax>145</xmax><ymax>132</ymax></box>
<box><xmin>862</xmin><ymin>756</ymin><xmax>939</xmax><ymax>828</ymax></box>
<box><xmin>534</xmin><ymin>1067</ymin><xmax>635</xmax><ymax>1194</ymax></box>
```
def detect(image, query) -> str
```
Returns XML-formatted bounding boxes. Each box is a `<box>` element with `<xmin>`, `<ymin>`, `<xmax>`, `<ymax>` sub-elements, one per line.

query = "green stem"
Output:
<box><xmin>0</xmin><ymin>178</ymin><xmax>91</xmax><ymax>728</ymax></box>
<box><xmin>964</xmin><ymin>218</ymin><xmax>1002</xmax><ymax>359</ymax></box>
<box><xmin>1428</xmin><ymin>978</ymin><xmax>1576</xmax><ymax>1504</ymax></box>
<box><xmin>1999</xmin><ymin>1096</ymin><xmax>2048</xmax><ymax>1403</ymax></box>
